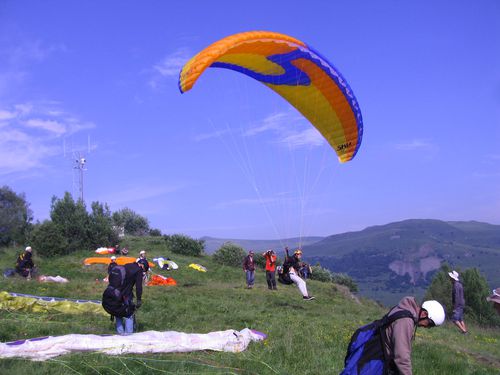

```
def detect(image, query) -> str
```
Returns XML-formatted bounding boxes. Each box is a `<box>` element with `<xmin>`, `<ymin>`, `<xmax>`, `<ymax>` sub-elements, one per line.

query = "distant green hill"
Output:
<box><xmin>302</xmin><ymin>219</ymin><xmax>500</xmax><ymax>306</ymax></box>
<box><xmin>201</xmin><ymin>236</ymin><xmax>324</xmax><ymax>254</ymax></box>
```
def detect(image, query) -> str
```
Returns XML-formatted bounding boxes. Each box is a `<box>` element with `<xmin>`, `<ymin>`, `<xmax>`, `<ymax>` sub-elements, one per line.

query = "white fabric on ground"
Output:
<box><xmin>0</xmin><ymin>329</ymin><xmax>266</xmax><ymax>361</ymax></box>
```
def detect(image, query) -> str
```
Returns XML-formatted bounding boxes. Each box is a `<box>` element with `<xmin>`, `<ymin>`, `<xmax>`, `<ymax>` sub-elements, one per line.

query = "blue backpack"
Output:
<box><xmin>340</xmin><ymin>309</ymin><xmax>415</xmax><ymax>375</ymax></box>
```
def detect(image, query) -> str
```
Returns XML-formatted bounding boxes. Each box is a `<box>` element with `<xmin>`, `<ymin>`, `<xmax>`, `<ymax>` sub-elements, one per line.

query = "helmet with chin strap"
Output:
<box><xmin>422</xmin><ymin>300</ymin><xmax>445</xmax><ymax>326</ymax></box>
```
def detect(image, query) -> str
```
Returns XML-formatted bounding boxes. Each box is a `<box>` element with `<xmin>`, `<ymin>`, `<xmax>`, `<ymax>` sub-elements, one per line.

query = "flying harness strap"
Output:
<box><xmin>340</xmin><ymin>308</ymin><xmax>416</xmax><ymax>375</ymax></box>
<box><xmin>102</xmin><ymin>265</ymin><xmax>135</xmax><ymax>319</ymax></box>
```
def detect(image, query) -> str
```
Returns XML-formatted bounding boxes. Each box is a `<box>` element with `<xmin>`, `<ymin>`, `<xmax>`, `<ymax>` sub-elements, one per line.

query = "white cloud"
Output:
<box><xmin>25</xmin><ymin>118</ymin><xmax>67</xmax><ymax>135</ymax></box>
<box><xmin>395</xmin><ymin>139</ymin><xmax>436</xmax><ymax>151</ymax></box>
<box><xmin>0</xmin><ymin>102</ymin><xmax>96</xmax><ymax>175</ymax></box>
<box><xmin>194</xmin><ymin>129</ymin><xmax>230</xmax><ymax>142</ymax></box>
<box><xmin>154</xmin><ymin>48</ymin><xmax>190</xmax><ymax>77</ymax></box>
<box><xmin>0</xmin><ymin>109</ymin><xmax>16</xmax><ymax>121</ymax></box>
<box><xmin>279</xmin><ymin>127</ymin><xmax>324</xmax><ymax>148</ymax></box>
<box><xmin>102</xmin><ymin>184</ymin><xmax>184</xmax><ymax>207</ymax></box>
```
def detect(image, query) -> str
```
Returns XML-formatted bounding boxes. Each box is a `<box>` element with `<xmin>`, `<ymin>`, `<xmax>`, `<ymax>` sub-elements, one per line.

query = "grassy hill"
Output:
<box><xmin>201</xmin><ymin>236</ymin><xmax>324</xmax><ymax>254</ymax></box>
<box><xmin>302</xmin><ymin>219</ymin><xmax>500</xmax><ymax>305</ymax></box>
<box><xmin>0</xmin><ymin>237</ymin><xmax>499</xmax><ymax>374</ymax></box>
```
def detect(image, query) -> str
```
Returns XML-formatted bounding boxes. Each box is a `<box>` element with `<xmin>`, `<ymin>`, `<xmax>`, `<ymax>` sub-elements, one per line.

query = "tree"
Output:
<box><xmin>112</xmin><ymin>208</ymin><xmax>150</xmax><ymax>236</ymax></box>
<box><xmin>89</xmin><ymin>201</ymin><xmax>119</xmax><ymax>248</ymax></box>
<box><xmin>213</xmin><ymin>242</ymin><xmax>246</xmax><ymax>267</ymax></box>
<box><xmin>164</xmin><ymin>234</ymin><xmax>205</xmax><ymax>257</ymax></box>
<box><xmin>30</xmin><ymin>220</ymin><xmax>69</xmax><ymax>257</ymax></box>
<box><xmin>50</xmin><ymin>193</ymin><xmax>91</xmax><ymax>252</ymax></box>
<box><xmin>0</xmin><ymin>186</ymin><xmax>33</xmax><ymax>246</ymax></box>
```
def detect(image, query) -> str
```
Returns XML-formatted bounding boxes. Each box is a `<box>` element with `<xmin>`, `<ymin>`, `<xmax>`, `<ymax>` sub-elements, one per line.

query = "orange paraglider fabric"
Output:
<box><xmin>147</xmin><ymin>274</ymin><xmax>177</xmax><ymax>286</ymax></box>
<box><xmin>83</xmin><ymin>257</ymin><xmax>154</xmax><ymax>267</ymax></box>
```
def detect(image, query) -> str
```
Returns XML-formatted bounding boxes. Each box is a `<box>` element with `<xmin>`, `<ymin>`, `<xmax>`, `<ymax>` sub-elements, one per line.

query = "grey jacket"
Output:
<box><xmin>452</xmin><ymin>281</ymin><xmax>465</xmax><ymax>309</ymax></box>
<box><xmin>383</xmin><ymin>296</ymin><xmax>419</xmax><ymax>375</ymax></box>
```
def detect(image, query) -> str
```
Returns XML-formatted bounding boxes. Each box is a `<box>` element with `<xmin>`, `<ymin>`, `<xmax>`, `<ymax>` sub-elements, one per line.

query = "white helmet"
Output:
<box><xmin>422</xmin><ymin>300</ymin><xmax>445</xmax><ymax>326</ymax></box>
<box><xmin>25</xmin><ymin>246</ymin><xmax>32</xmax><ymax>252</ymax></box>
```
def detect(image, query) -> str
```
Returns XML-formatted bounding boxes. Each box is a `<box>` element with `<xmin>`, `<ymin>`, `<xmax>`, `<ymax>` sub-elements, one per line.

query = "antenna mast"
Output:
<box><xmin>74</xmin><ymin>153</ymin><xmax>87</xmax><ymax>202</ymax></box>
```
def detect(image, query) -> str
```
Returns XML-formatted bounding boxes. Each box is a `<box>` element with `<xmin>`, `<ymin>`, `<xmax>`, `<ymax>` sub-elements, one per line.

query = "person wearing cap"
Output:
<box><xmin>449</xmin><ymin>270</ymin><xmax>468</xmax><ymax>334</ymax></box>
<box><xmin>242</xmin><ymin>250</ymin><xmax>256</xmax><ymax>289</ymax></box>
<box><xmin>486</xmin><ymin>288</ymin><xmax>500</xmax><ymax>315</ymax></box>
<box><xmin>115</xmin><ymin>258</ymin><xmax>149</xmax><ymax>334</ymax></box>
<box><xmin>15</xmin><ymin>246</ymin><xmax>35</xmax><ymax>278</ymax></box>
<box><xmin>283</xmin><ymin>247</ymin><xmax>314</xmax><ymax>300</ymax></box>
<box><xmin>262</xmin><ymin>249</ymin><xmax>277</xmax><ymax>290</ymax></box>
<box><xmin>107</xmin><ymin>256</ymin><xmax>117</xmax><ymax>275</ymax></box>
<box><xmin>382</xmin><ymin>296</ymin><xmax>446</xmax><ymax>375</ymax></box>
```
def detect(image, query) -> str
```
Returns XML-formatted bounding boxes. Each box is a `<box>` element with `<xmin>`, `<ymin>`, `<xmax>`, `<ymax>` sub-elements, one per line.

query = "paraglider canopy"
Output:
<box><xmin>179</xmin><ymin>30</ymin><xmax>363</xmax><ymax>163</ymax></box>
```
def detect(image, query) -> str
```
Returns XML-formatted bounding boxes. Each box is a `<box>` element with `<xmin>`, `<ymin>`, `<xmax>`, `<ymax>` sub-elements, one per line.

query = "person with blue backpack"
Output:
<box><xmin>102</xmin><ymin>258</ymin><xmax>149</xmax><ymax>335</ymax></box>
<box><xmin>341</xmin><ymin>296</ymin><xmax>445</xmax><ymax>375</ymax></box>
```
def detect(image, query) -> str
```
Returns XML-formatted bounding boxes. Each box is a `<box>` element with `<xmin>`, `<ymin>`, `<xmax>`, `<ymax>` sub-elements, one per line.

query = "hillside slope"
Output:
<box><xmin>0</xmin><ymin>238</ymin><xmax>499</xmax><ymax>374</ymax></box>
<box><xmin>201</xmin><ymin>236</ymin><xmax>324</xmax><ymax>254</ymax></box>
<box><xmin>303</xmin><ymin>219</ymin><xmax>500</xmax><ymax>305</ymax></box>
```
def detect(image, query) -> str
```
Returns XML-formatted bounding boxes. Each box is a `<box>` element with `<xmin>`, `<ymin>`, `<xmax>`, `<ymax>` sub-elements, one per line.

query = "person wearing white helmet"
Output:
<box><xmin>107</xmin><ymin>255</ymin><xmax>117</xmax><ymax>275</ymax></box>
<box><xmin>15</xmin><ymin>246</ymin><xmax>36</xmax><ymax>278</ymax></box>
<box><xmin>383</xmin><ymin>296</ymin><xmax>445</xmax><ymax>375</ymax></box>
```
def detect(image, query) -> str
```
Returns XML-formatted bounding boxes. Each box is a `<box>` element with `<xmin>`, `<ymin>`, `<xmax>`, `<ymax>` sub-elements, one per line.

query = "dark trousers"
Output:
<box><xmin>266</xmin><ymin>271</ymin><xmax>277</xmax><ymax>289</ymax></box>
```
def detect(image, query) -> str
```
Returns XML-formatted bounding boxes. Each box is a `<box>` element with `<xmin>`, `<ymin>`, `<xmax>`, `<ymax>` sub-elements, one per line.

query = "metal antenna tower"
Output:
<box><xmin>64</xmin><ymin>136</ymin><xmax>92</xmax><ymax>202</ymax></box>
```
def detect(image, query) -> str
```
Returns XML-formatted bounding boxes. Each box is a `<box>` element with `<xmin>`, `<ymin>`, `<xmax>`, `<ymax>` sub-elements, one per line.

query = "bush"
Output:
<box><xmin>149</xmin><ymin>228</ymin><xmax>162</xmax><ymax>236</ymax></box>
<box><xmin>164</xmin><ymin>234</ymin><xmax>205</xmax><ymax>257</ymax></box>
<box><xmin>30</xmin><ymin>221</ymin><xmax>69</xmax><ymax>257</ymax></box>
<box><xmin>331</xmin><ymin>272</ymin><xmax>359</xmax><ymax>293</ymax></box>
<box><xmin>310</xmin><ymin>264</ymin><xmax>358</xmax><ymax>292</ymax></box>
<box><xmin>213</xmin><ymin>242</ymin><xmax>246</xmax><ymax>267</ymax></box>
<box><xmin>310</xmin><ymin>264</ymin><xmax>333</xmax><ymax>282</ymax></box>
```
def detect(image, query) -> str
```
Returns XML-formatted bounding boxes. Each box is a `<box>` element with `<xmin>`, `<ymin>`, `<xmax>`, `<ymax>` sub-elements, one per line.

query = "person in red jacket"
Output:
<box><xmin>263</xmin><ymin>250</ymin><xmax>277</xmax><ymax>290</ymax></box>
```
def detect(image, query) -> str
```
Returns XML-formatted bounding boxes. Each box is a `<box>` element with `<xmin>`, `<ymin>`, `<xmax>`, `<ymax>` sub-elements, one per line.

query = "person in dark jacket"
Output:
<box><xmin>15</xmin><ymin>246</ymin><xmax>35</xmax><ymax>278</ymax></box>
<box><xmin>242</xmin><ymin>251</ymin><xmax>256</xmax><ymax>289</ymax></box>
<box><xmin>283</xmin><ymin>247</ymin><xmax>314</xmax><ymax>300</ymax></box>
<box><xmin>107</xmin><ymin>256</ymin><xmax>117</xmax><ymax>275</ymax></box>
<box><xmin>382</xmin><ymin>297</ymin><xmax>445</xmax><ymax>375</ymax></box>
<box><xmin>449</xmin><ymin>270</ymin><xmax>468</xmax><ymax>334</ymax></box>
<box><xmin>115</xmin><ymin>258</ymin><xmax>149</xmax><ymax>334</ymax></box>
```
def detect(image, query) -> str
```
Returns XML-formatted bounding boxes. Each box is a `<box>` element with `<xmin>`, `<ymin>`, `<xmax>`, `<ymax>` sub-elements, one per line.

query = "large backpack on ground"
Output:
<box><xmin>340</xmin><ymin>309</ymin><xmax>415</xmax><ymax>375</ymax></box>
<box><xmin>102</xmin><ymin>265</ymin><xmax>135</xmax><ymax>318</ymax></box>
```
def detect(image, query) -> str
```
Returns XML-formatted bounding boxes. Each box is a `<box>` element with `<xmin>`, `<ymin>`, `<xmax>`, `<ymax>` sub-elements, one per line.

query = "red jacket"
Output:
<box><xmin>264</xmin><ymin>254</ymin><xmax>277</xmax><ymax>272</ymax></box>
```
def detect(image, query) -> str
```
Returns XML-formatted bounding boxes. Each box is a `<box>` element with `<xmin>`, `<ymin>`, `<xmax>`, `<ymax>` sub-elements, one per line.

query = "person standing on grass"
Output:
<box><xmin>242</xmin><ymin>250</ymin><xmax>256</xmax><ymax>289</ymax></box>
<box><xmin>283</xmin><ymin>247</ymin><xmax>314</xmax><ymax>300</ymax></box>
<box><xmin>263</xmin><ymin>250</ymin><xmax>277</xmax><ymax>290</ymax></box>
<box><xmin>449</xmin><ymin>270</ymin><xmax>468</xmax><ymax>334</ymax></box>
<box><xmin>114</xmin><ymin>259</ymin><xmax>149</xmax><ymax>335</ymax></box>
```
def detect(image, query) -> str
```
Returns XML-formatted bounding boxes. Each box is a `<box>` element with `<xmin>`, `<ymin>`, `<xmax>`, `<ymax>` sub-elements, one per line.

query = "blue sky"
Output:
<box><xmin>1</xmin><ymin>1</ymin><xmax>499</xmax><ymax>240</ymax></box>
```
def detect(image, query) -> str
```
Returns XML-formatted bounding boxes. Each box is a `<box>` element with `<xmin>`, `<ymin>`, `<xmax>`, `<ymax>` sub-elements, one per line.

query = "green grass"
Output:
<box><xmin>0</xmin><ymin>241</ymin><xmax>499</xmax><ymax>374</ymax></box>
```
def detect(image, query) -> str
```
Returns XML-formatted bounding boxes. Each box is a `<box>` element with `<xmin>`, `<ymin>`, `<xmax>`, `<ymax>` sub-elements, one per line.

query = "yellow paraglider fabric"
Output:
<box><xmin>188</xmin><ymin>263</ymin><xmax>207</xmax><ymax>272</ymax></box>
<box><xmin>179</xmin><ymin>31</ymin><xmax>363</xmax><ymax>163</ymax></box>
<box><xmin>0</xmin><ymin>291</ymin><xmax>107</xmax><ymax>316</ymax></box>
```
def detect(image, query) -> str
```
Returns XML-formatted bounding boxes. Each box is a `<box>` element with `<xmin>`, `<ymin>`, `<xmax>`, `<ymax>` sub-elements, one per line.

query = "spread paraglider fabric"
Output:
<box><xmin>179</xmin><ymin>30</ymin><xmax>363</xmax><ymax>163</ymax></box>
<box><xmin>84</xmin><ymin>257</ymin><xmax>154</xmax><ymax>267</ymax></box>
<box><xmin>0</xmin><ymin>291</ymin><xmax>106</xmax><ymax>315</ymax></box>
<box><xmin>0</xmin><ymin>329</ymin><xmax>267</xmax><ymax>361</ymax></box>
<box><xmin>147</xmin><ymin>274</ymin><xmax>177</xmax><ymax>286</ymax></box>
<box><xmin>188</xmin><ymin>263</ymin><xmax>207</xmax><ymax>272</ymax></box>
